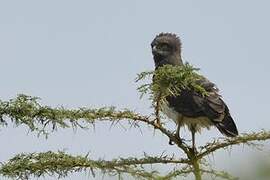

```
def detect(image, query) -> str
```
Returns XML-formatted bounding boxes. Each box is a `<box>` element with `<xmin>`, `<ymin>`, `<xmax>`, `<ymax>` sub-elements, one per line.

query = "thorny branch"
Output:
<box><xmin>1</xmin><ymin>94</ymin><xmax>270</xmax><ymax>179</ymax></box>
<box><xmin>198</xmin><ymin>131</ymin><xmax>270</xmax><ymax>159</ymax></box>
<box><xmin>0</xmin><ymin>151</ymin><xmax>190</xmax><ymax>180</ymax></box>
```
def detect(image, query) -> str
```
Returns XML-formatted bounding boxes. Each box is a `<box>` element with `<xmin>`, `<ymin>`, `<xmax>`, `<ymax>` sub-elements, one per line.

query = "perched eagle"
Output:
<box><xmin>151</xmin><ymin>33</ymin><xmax>238</xmax><ymax>149</ymax></box>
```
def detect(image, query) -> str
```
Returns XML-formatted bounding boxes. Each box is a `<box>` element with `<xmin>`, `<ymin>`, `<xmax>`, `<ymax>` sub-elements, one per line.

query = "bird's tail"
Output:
<box><xmin>215</xmin><ymin>111</ymin><xmax>238</xmax><ymax>137</ymax></box>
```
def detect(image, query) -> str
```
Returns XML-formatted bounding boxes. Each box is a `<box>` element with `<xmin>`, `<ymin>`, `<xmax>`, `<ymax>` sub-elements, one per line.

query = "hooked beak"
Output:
<box><xmin>152</xmin><ymin>45</ymin><xmax>158</xmax><ymax>54</ymax></box>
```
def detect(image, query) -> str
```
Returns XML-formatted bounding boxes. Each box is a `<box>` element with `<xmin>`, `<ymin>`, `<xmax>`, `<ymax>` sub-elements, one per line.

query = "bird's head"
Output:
<box><xmin>151</xmin><ymin>33</ymin><xmax>182</xmax><ymax>68</ymax></box>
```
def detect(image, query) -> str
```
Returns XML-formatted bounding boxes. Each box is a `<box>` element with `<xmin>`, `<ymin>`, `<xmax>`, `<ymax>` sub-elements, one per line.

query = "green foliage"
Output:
<box><xmin>0</xmin><ymin>151</ymin><xmax>162</xmax><ymax>180</ymax></box>
<box><xmin>136</xmin><ymin>63</ymin><xmax>208</xmax><ymax>104</ymax></box>
<box><xmin>0</xmin><ymin>94</ymin><xmax>140</xmax><ymax>137</ymax></box>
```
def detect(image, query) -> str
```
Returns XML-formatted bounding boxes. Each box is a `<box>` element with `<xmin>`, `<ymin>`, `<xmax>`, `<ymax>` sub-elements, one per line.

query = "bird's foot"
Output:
<box><xmin>169</xmin><ymin>139</ymin><xmax>174</xmax><ymax>145</ymax></box>
<box><xmin>188</xmin><ymin>147</ymin><xmax>198</xmax><ymax>155</ymax></box>
<box><xmin>169</xmin><ymin>134</ymin><xmax>184</xmax><ymax>145</ymax></box>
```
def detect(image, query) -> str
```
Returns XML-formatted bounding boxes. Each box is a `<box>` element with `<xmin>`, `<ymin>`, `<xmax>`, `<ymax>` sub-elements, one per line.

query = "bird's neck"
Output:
<box><xmin>154</xmin><ymin>54</ymin><xmax>183</xmax><ymax>69</ymax></box>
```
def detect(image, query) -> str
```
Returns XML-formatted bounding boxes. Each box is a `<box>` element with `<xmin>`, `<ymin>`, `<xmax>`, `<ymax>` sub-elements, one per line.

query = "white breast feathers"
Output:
<box><xmin>161</xmin><ymin>103</ymin><xmax>213</xmax><ymax>132</ymax></box>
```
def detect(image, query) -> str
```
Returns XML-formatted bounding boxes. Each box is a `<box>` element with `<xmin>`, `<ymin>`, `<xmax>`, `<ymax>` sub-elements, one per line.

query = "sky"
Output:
<box><xmin>0</xmin><ymin>0</ymin><xmax>270</xmax><ymax>179</ymax></box>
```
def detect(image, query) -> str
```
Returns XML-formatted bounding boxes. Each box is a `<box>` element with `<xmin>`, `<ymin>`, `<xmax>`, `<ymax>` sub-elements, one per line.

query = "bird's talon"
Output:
<box><xmin>169</xmin><ymin>139</ymin><xmax>174</xmax><ymax>145</ymax></box>
<box><xmin>174</xmin><ymin>134</ymin><xmax>183</xmax><ymax>143</ymax></box>
<box><xmin>189</xmin><ymin>147</ymin><xmax>198</xmax><ymax>154</ymax></box>
<box><xmin>169</xmin><ymin>134</ymin><xmax>184</xmax><ymax>145</ymax></box>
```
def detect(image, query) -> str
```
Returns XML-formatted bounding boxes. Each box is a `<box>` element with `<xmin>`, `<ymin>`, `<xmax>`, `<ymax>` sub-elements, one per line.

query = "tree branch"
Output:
<box><xmin>0</xmin><ymin>94</ymin><xmax>150</xmax><ymax>136</ymax></box>
<box><xmin>198</xmin><ymin>131</ymin><xmax>270</xmax><ymax>159</ymax></box>
<box><xmin>0</xmin><ymin>94</ymin><xmax>190</xmax><ymax>156</ymax></box>
<box><xmin>159</xmin><ymin>165</ymin><xmax>193</xmax><ymax>179</ymax></box>
<box><xmin>0</xmin><ymin>151</ymin><xmax>189</xmax><ymax>180</ymax></box>
<box><xmin>201</xmin><ymin>169</ymin><xmax>238</xmax><ymax>180</ymax></box>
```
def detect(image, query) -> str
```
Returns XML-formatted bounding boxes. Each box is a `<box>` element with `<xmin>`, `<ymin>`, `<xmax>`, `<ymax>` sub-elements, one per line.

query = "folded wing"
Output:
<box><xmin>166</xmin><ymin>77</ymin><xmax>238</xmax><ymax>137</ymax></box>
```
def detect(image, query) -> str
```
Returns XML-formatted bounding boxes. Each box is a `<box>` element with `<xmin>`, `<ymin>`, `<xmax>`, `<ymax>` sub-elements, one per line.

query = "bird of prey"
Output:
<box><xmin>151</xmin><ymin>33</ymin><xmax>238</xmax><ymax>149</ymax></box>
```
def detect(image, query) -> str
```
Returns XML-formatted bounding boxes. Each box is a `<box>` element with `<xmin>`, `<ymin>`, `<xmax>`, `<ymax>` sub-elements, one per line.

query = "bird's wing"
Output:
<box><xmin>167</xmin><ymin>76</ymin><xmax>238</xmax><ymax>137</ymax></box>
<box><xmin>193</xmin><ymin>77</ymin><xmax>225</xmax><ymax>121</ymax></box>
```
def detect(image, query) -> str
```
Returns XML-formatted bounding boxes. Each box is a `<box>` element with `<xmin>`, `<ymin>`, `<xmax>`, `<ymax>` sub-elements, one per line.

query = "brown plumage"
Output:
<box><xmin>151</xmin><ymin>33</ymin><xmax>238</xmax><ymax>148</ymax></box>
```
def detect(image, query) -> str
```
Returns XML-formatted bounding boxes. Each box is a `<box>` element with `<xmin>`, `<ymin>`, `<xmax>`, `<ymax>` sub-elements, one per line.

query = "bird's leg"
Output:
<box><xmin>154</xmin><ymin>94</ymin><xmax>162</xmax><ymax>128</ymax></box>
<box><xmin>192</xmin><ymin>130</ymin><xmax>195</xmax><ymax>151</ymax></box>
<box><xmin>169</xmin><ymin>123</ymin><xmax>182</xmax><ymax>145</ymax></box>
<box><xmin>191</xmin><ymin>127</ymin><xmax>197</xmax><ymax>154</ymax></box>
<box><xmin>175</xmin><ymin>122</ymin><xmax>181</xmax><ymax>141</ymax></box>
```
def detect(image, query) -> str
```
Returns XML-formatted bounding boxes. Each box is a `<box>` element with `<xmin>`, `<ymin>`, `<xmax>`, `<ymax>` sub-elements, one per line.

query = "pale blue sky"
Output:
<box><xmin>0</xmin><ymin>0</ymin><xmax>270</xmax><ymax>179</ymax></box>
